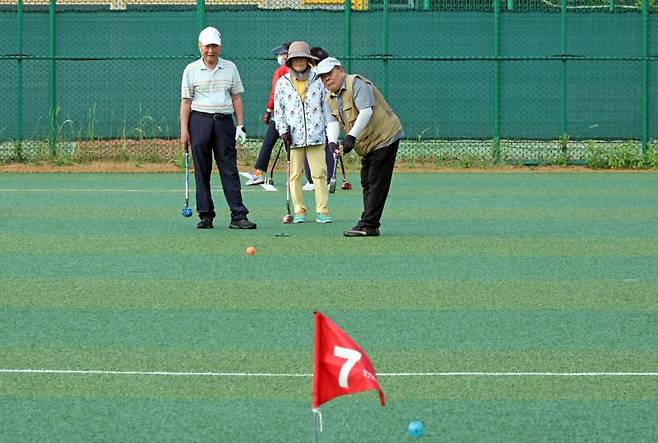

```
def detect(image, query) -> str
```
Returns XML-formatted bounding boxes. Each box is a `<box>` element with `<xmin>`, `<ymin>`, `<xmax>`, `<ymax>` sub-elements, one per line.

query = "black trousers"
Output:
<box><xmin>189</xmin><ymin>111</ymin><xmax>249</xmax><ymax>221</ymax></box>
<box><xmin>254</xmin><ymin>120</ymin><xmax>279</xmax><ymax>172</ymax></box>
<box><xmin>358</xmin><ymin>140</ymin><xmax>399</xmax><ymax>229</ymax></box>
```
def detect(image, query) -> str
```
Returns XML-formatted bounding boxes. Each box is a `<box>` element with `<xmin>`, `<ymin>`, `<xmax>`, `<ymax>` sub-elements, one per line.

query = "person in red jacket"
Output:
<box><xmin>245</xmin><ymin>42</ymin><xmax>291</xmax><ymax>186</ymax></box>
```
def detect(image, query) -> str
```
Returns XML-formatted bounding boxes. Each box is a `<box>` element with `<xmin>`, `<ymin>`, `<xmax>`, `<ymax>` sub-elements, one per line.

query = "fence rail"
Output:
<box><xmin>0</xmin><ymin>0</ymin><xmax>655</xmax><ymax>165</ymax></box>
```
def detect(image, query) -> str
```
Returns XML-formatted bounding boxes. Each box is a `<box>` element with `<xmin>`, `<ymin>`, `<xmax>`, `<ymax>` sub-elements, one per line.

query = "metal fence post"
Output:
<box><xmin>641</xmin><ymin>0</ymin><xmax>649</xmax><ymax>156</ymax></box>
<box><xmin>493</xmin><ymin>0</ymin><xmax>501</xmax><ymax>163</ymax></box>
<box><xmin>560</xmin><ymin>0</ymin><xmax>568</xmax><ymax>151</ymax></box>
<box><xmin>382</xmin><ymin>0</ymin><xmax>389</xmax><ymax>99</ymax></box>
<box><xmin>16</xmin><ymin>0</ymin><xmax>23</xmax><ymax>159</ymax></box>
<box><xmin>343</xmin><ymin>0</ymin><xmax>351</xmax><ymax>73</ymax></box>
<box><xmin>48</xmin><ymin>0</ymin><xmax>56</xmax><ymax>155</ymax></box>
<box><xmin>196</xmin><ymin>0</ymin><xmax>205</xmax><ymax>33</ymax></box>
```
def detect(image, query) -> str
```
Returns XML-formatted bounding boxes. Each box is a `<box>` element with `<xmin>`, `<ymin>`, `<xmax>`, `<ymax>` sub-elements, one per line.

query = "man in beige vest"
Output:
<box><xmin>316</xmin><ymin>57</ymin><xmax>404</xmax><ymax>237</ymax></box>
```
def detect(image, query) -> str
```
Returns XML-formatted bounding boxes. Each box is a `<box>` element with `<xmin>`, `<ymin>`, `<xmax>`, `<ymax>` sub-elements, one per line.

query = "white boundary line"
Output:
<box><xmin>0</xmin><ymin>188</ymin><xmax>263</xmax><ymax>193</ymax></box>
<box><xmin>0</xmin><ymin>189</ymin><xmax>183</xmax><ymax>193</ymax></box>
<box><xmin>380</xmin><ymin>372</ymin><xmax>658</xmax><ymax>377</ymax></box>
<box><xmin>1</xmin><ymin>369</ymin><xmax>657</xmax><ymax>377</ymax></box>
<box><xmin>0</xmin><ymin>369</ymin><xmax>309</xmax><ymax>377</ymax></box>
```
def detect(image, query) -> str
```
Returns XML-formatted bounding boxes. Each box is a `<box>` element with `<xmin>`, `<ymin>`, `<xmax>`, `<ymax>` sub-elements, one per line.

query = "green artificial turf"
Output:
<box><xmin>1</xmin><ymin>171</ymin><xmax>658</xmax><ymax>441</ymax></box>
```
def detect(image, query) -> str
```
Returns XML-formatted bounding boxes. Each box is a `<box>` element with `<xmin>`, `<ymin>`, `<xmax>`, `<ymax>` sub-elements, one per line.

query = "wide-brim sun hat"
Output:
<box><xmin>286</xmin><ymin>41</ymin><xmax>318</xmax><ymax>66</ymax></box>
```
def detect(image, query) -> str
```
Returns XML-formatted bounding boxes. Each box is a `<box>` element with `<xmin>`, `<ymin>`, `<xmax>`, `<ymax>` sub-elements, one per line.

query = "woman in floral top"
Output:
<box><xmin>273</xmin><ymin>41</ymin><xmax>332</xmax><ymax>224</ymax></box>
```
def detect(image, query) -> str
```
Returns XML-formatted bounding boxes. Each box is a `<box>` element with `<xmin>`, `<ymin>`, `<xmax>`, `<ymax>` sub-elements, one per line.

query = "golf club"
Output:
<box><xmin>329</xmin><ymin>152</ymin><xmax>338</xmax><ymax>194</ymax></box>
<box><xmin>268</xmin><ymin>139</ymin><xmax>284</xmax><ymax>186</ymax></box>
<box><xmin>282</xmin><ymin>141</ymin><xmax>294</xmax><ymax>224</ymax></box>
<box><xmin>339</xmin><ymin>156</ymin><xmax>352</xmax><ymax>190</ymax></box>
<box><xmin>181</xmin><ymin>148</ymin><xmax>193</xmax><ymax>217</ymax></box>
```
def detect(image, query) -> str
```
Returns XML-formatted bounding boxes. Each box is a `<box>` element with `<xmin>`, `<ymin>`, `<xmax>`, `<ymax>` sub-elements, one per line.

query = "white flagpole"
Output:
<box><xmin>312</xmin><ymin>408</ymin><xmax>322</xmax><ymax>442</ymax></box>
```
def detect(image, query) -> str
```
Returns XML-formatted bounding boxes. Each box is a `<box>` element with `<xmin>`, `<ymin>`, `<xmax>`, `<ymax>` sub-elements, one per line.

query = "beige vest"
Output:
<box><xmin>325</xmin><ymin>74</ymin><xmax>402</xmax><ymax>156</ymax></box>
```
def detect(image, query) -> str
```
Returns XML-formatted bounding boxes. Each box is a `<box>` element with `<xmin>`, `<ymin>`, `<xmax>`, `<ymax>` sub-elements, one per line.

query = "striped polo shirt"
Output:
<box><xmin>181</xmin><ymin>57</ymin><xmax>245</xmax><ymax>115</ymax></box>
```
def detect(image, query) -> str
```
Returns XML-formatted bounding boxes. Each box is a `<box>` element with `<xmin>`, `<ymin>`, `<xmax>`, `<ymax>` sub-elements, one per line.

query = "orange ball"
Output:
<box><xmin>246</xmin><ymin>246</ymin><xmax>256</xmax><ymax>256</ymax></box>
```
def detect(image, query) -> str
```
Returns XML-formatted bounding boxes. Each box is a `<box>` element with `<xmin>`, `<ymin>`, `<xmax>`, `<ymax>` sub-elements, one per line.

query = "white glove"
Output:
<box><xmin>235</xmin><ymin>125</ymin><xmax>247</xmax><ymax>145</ymax></box>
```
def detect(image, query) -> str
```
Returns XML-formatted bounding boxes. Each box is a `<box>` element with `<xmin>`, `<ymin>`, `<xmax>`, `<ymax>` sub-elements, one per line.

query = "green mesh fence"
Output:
<box><xmin>0</xmin><ymin>0</ymin><xmax>655</xmax><ymax>164</ymax></box>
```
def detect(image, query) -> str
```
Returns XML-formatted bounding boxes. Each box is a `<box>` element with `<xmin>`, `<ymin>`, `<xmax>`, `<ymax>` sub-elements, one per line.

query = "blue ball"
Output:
<box><xmin>182</xmin><ymin>207</ymin><xmax>193</xmax><ymax>217</ymax></box>
<box><xmin>407</xmin><ymin>421</ymin><xmax>425</xmax><ymax>438</ymax></box>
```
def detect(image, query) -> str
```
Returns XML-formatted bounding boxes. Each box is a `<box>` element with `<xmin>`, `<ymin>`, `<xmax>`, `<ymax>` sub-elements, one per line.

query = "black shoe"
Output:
<box><xmin>197</xmin><ymin>217</ymin><xmax>214</xmax><ymax>229</ymax></box>
<box><xmin>343</xmin><ymin>226</ymin><xmax>380</xmax><ymax>237</ymax></box>
<box><xmin>229</xmin><ymin>218</ymin><xmax>257</xmax><ymax>229</ymax></box>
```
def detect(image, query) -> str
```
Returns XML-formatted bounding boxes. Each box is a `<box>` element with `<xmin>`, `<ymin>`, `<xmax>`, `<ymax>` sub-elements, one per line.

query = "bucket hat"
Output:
<box><xmin>286</xmin><ymin>41</ymin><xmax>318</xmax><ymax>65</ymax></box>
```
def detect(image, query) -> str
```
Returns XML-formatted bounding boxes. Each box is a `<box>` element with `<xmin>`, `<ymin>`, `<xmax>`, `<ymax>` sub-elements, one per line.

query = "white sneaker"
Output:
<box><xmin>246</xmin><ymin>175</ymin><xmax>265</xmax><ymax>186</ymax></box>
<box><xmin>302</xmin><ymin>181</ymin><xmax>315</xmax><ymax>191</ymax></box>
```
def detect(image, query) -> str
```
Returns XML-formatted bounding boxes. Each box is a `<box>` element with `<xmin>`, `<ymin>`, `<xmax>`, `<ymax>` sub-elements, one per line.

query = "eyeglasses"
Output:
<box><xmin>319</xmin><ymin>70</ymin><xmax>337</xmax><ymax>80</ymax></box>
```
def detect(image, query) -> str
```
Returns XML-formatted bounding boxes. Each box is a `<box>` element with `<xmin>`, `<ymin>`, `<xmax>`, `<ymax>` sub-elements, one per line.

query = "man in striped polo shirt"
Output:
<box><xmin>180</xmin><ymin>26</ymin><xmax>256</xmax><ymax>230</ymax></box>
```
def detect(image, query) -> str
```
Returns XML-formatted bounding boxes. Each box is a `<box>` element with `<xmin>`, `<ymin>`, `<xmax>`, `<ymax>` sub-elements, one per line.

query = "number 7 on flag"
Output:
<box><xmin>333</xmin><ymin>346</ymin><xmax>362</xmax><ymax>388</ymax></box>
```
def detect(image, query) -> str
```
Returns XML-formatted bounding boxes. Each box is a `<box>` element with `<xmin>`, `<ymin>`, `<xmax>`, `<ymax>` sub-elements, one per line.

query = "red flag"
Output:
<box><xmin>312</xmin><ymin>311</ymin><xmax>385</xmax><ymax>409</ymax></box>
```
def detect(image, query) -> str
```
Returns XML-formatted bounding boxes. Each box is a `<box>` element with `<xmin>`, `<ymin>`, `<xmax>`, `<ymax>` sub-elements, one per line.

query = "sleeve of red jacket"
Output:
<box><xmin>267</xmin><ymin>65</ymin><xmax>288</xmax><ymax>112</ymax></box>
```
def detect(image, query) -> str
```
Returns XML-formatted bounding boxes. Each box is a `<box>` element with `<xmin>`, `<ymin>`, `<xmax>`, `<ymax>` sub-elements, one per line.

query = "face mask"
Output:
<box><xmin>277</xmin><ymin>55</ymin><xmax>286</xmax><ymax>66</ymax></box>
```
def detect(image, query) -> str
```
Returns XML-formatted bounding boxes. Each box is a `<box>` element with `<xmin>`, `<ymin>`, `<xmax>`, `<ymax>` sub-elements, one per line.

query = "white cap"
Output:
<box><xmin>198</xmin><ymin>27</ymin><xmax>221</xmax><ymax>46</ymax></box>
<box><xmin>315</xmin><ymin>57</ymin><xmax>342</xmax><ymax>75</ymax></box>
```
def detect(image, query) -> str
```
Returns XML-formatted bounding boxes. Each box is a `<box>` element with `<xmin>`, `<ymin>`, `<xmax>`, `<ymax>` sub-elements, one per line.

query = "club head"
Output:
<box><xmin>282</xmin><ymin>214</ymin><xmax>293</xmax><ymax>224</ymax></box>
<box><xmin>329</xmin><ymin>178</ymin><xmax>337</xmax><ymax>194</ymax></box>
<box><xmin>341</xmin><ymin>182</ymin><xmax>352</xmax><ymax>190</ymax></box>
<box><xmin>181</xmin><ymin>207</ymin><xmax>193</xmax><ymax>217</ymax></box>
